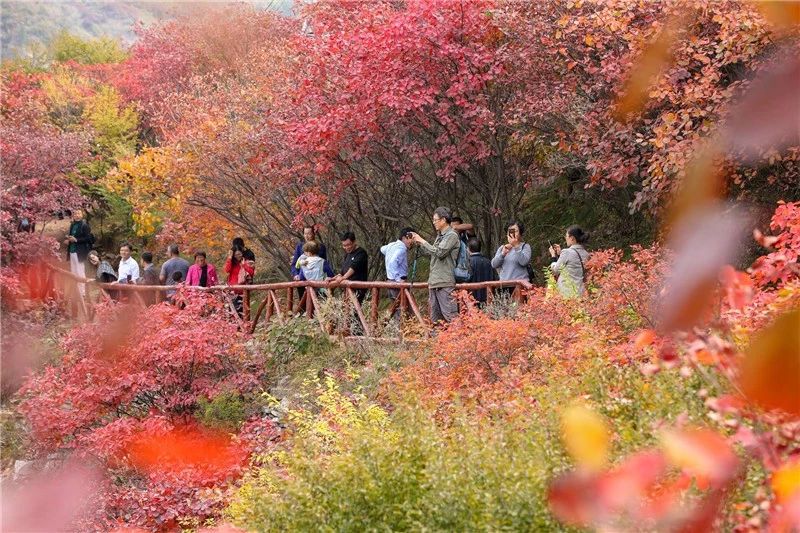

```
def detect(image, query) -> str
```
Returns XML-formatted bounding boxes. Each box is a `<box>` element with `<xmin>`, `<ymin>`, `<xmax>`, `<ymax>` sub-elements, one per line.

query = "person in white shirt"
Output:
<box><xmin>116</xmin><ymin>242</ymin><xmax>140</xmax><ymax>284</ymax></box>
<box><xmin>380</xmin><ymin>227</ymin><xmax>415</xmax><ymax>319</ymax></box>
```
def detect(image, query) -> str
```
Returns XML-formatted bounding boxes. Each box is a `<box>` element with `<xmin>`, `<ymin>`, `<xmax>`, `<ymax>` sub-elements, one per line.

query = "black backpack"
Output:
<box><xmin>453</xmin><ymin>239</ymin><xmax>472</xmax><ymax>282</ymax></box>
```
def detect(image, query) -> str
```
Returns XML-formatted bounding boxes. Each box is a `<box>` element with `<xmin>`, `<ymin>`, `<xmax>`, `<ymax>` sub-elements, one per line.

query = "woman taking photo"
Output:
<box><xmin>549</xmin><ymin>225</ymin><xmax>590</xmax><ymax>298</ymax></box>
<box><xmin>491</xmin><ymin>220</ymin><xmax>532</xmax><ymax>297</ymax></box>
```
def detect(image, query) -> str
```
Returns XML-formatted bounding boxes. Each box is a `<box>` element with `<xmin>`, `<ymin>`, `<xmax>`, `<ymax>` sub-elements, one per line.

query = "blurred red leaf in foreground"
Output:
<box><xmin>754</xmin><ymin>1</ymin><xmax>800</xmax><ymax>28</ymax></box>
<box><xmin>657</xmin><ymin>203</ymin><xmax>751</xmax><ymax>332</ymax></box>
<box><xmin>126</xmin><ymin>426</ymin><xmax>245</xmax><ymax>476</ymax></box>
<box><xmin>660</xmin><ymin>427</ymin><xmax>739</xmax><ymax>488</ymax></box>
<box><xmin>549</xmin><ymin>425</ymin><xmax>739</xmax><ymax>530</ymax></box>
<box><xmin>613</xmin><ymin>14</ymin><xmax>684</xmax><ymax>122</ymax></box>
<box><xmin>724</xmin><ymin>55</ymin><xmax>800</xmax><ymax>160</ymax></box>
<box><xmin>127</xmin><ymin>427</ymin><xmax>244</xmax><ymax>472</ymax></box>
<box><xmin>739</xmin><ymin>310</ymin><xmax>800</xmax><ymax>416</ymax></box>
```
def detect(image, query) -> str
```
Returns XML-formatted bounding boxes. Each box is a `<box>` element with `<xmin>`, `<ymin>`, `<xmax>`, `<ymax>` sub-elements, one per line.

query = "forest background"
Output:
<box><xmin>6</xmin><ymin>0</ymin><xmax>797</xmax><ymax>279</ymax></box>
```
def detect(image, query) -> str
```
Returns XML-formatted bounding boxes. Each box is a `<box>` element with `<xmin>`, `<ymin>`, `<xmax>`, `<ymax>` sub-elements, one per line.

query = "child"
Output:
<box><xmin>168</xmin><ymin>270</ymin><xmax>184</xmax><ymax>305</ymax></box>
<box><xmin>294</xmin><ymin>241</ymin><xmax>330</xmax><ymax>300</ymax></box>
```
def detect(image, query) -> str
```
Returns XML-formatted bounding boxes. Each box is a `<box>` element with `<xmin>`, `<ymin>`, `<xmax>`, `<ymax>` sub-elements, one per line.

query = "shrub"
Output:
<box><xmin>17</xmin><ymin>292</ymin><xmax>268</xmax><ymax>530</ymax></box>
<box><xmin>228</xmin><ymin>353</ymin><xmax>737</xmax><ymax>532</ymax></box>
<box><xmin>197</xmin><ymin>392</ymin><xmax>248</xmax><ymax>432</ymax></box>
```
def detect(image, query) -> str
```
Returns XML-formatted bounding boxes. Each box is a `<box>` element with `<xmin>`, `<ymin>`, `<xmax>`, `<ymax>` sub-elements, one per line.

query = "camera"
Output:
<box><xmin>404</xmin><ymin>232</ymin><xmax>414</xmax><ymax>239</ymax></box>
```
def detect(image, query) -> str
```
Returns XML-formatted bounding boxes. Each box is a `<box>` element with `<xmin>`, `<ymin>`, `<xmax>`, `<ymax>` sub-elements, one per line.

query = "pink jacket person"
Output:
<box><xmin>186</xmin><ymin>263</ymin><xmax>219</xmax><ymax>287</ymax></box>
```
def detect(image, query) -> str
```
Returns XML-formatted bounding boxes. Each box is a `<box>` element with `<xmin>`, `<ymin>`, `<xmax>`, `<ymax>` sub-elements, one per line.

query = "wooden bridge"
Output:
<box><xmin>33</xmin><ymin>263</ymin><xmax>533</xmax><ymax>342</ymax></box>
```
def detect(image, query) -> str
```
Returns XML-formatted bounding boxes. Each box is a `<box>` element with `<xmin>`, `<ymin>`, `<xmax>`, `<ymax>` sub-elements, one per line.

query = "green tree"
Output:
<box><xmin>50</xmin><ymin>30</ymin><xmax>127</xmax><ymax>65</ymax></box>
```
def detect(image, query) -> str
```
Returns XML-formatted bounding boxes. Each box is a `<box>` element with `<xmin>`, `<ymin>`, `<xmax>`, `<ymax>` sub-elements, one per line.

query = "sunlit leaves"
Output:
<box><xmin>106</xmin><ymin>147</ymin><xmax>196</xmax><ymax>236</ymax></box>
<box><xmin>719</xmin><ymin>265</ymin><xmax>754</xmax><ymax>311</ymax></box>
<box><xmin>751</xmin><ymin>201</ymin><xmax>800</xmax><ymax>288</ymax></box>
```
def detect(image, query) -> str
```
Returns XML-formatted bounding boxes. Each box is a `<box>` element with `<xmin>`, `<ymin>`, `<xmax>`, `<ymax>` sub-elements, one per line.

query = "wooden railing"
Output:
<box><xmin>40</xmin><ymin>263</ymin><xmax>533</xmax><ymax>341</ymax></box>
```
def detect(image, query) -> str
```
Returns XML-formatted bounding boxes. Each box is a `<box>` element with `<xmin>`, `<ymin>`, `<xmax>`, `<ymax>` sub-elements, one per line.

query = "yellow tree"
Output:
<box><xmin>105</xmin><ymin>147</ymin><xmax>193</xmax><ymax>236</ymax></box>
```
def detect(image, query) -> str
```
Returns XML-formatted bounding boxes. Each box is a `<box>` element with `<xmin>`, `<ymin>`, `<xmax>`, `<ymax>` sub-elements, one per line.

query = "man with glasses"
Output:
<box><xmin>410</xmin><ymin>206</ymin><xmax>461</xmax><ymax>325</ymax></box>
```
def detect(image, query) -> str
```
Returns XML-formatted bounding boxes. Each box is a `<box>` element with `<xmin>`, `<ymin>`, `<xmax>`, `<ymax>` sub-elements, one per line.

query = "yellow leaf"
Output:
<box><xmin>584</xmin><ymin>34</ymin><xmax>595</xmax><ymax>47</ymax></box>
<box><xmin>772</xmin><ymin>459</ymin><xmax>800</xmax><ymax>502</ymax></box>
<box><xmin>561</xmin><ymin>403</ymin><xmax>610</xmax><ymax>471</ymax></box>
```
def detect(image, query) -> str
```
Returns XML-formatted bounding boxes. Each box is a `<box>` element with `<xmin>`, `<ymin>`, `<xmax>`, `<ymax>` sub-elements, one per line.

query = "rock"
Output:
<box><xmin>270</xmin><ymin>375</ymin><xmax>292</xmax><ymax>400</ymax></box>
<box><xmin>13</xmin><ymin>460</ymin><xmax>35</xmax><ymax>481</ymax></box>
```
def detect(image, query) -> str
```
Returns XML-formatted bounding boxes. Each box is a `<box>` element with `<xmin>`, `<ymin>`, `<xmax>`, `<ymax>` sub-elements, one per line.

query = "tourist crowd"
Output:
<box><xmin>64</xmin><ymin>207</ymin><xmax>590</xmax><ymax>323</ymax></box>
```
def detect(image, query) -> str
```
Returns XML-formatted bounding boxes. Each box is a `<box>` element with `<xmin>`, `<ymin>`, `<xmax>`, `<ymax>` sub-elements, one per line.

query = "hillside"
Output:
<box><xmin>0</xmin><ymin>0</ymin><xmax>292</xmax><ymax>59</ymax></box>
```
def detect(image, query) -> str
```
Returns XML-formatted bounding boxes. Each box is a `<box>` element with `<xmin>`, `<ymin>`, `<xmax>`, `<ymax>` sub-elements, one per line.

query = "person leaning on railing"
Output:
<box><xmin>549</xmin><ymin>225</ymin><xmax>590</xmax><ymax>298</ymax></box>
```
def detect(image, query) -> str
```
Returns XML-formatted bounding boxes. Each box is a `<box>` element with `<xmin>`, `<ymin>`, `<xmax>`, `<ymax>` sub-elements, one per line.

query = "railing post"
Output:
<box><xmin>346</xmin><ymin>287</ymin><xmax>371</xmax><ymax>337</ymax></box>
<box><xmin>286</xmin><ymin>287</ymin><xmax>293</xmax><ymax>315</ymax></box>
<box><xmin>370</xmin><ymin>287</ymin><xmax>379</xmax><ymax>330</ymax></box>
<box><xmin>265</xmin><ymin>291</ymin><xmax>274</xmax><ymax>324</ymax></box>
<box><xmin>305</xmin><ymin>288</ymin><xmax>314</xmax><ymax>319</ymax></box>
<box><xmin>244</xmin><ymin>289</ymin><xmax>251</xmax><ymax>321</ymax></box>
<box><xmin>513</xmin><ymin>284</ymin><xmax>523</xmax><ymax>304</ymax></box>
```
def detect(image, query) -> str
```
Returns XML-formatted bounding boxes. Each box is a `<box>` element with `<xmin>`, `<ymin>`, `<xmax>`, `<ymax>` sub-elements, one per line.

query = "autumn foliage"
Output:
<box><xmin>4</xmin><ymin>0</ymin><xmax>800</xmax><ymax>530</ymax></box>
<box><xmin>17</xmin><ymin>293</ymin><xmax>274</xmax><ymax>530</ymax></box>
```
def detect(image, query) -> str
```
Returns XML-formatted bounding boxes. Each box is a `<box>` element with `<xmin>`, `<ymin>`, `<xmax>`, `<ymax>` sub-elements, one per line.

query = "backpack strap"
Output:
<box><xmin>571</xmin><ymin>248</ymin><xmax>586</xmax><ymax>282</ymax></box>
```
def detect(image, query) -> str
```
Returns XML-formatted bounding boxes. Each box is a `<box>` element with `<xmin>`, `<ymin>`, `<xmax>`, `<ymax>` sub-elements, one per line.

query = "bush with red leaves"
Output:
<box><xmin>18</xmin><ymin>291</ymin><xmax>275</xmax><ymax>530</ymax></box>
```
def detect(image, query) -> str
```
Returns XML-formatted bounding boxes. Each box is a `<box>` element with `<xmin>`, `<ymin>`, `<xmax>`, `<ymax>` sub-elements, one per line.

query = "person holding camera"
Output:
<box><xmin>491</xmin><ymin>220</ymin><xmax>532</xmax><ymax>296</ymax></box>
<box><xmin>549</xmin><ymin>225</ymin><xmax>590</xmax><ymax>298</ymax></box>
<box><xmin>410</xmin><ymin>207</ymin><xmax>461</xmax><ymax>325</ymax></box>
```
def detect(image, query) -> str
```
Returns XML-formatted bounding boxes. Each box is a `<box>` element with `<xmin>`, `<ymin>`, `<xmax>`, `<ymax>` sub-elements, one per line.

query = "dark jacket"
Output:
<box><xmin>67</xmin><ymin>220</ymin><xmax>93</xmax><ymax>262</ymax></box>
<box><xmin>468</xmin><ymin>252</ymin><xmax>497</xmax><ymax>304</ymax></box>
<box><xmin>290</xmin><ymin>241</ymin><xmax>332</xmax><ymax>279</ymax></box>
